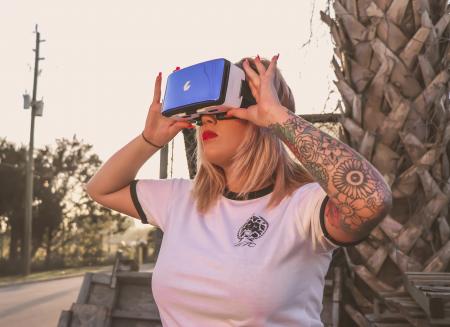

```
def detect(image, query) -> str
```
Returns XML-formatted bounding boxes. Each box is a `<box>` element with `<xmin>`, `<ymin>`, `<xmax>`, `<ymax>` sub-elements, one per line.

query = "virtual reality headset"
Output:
<box><xmin>161</xmin><ymin>58</ymin><xmax>256</xmax><ymax>122</ymax></box>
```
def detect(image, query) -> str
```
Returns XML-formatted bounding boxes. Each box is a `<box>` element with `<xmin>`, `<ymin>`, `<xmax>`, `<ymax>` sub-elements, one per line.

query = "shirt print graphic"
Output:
<box><xmin>234</xmin><ymin>215</ymin><xmax>269</xmax><ymax>247</ymax></box>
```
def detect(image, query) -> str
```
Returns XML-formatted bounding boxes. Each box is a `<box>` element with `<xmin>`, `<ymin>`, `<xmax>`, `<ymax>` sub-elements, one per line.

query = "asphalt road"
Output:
<box><xmin>0</xmin><ymin>264</ymin><xmax>155</xmax><ymax>327</ymax></box>
<box><xmin>0</xmin><ymin>275</ymin><xmax>84</xmax><ymax>327</ymax></box>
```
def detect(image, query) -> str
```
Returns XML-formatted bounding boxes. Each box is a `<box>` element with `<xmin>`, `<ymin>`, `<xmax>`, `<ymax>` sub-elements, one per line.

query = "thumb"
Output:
<box><xmin>226</xmin><ymin>108</ymin><xmax>249</xmax><ymax>120</ymax></box>
<box><xmin>169</xmin><ymin>120</ymin><xmax>195</xmax><ymax>134</ymax></box>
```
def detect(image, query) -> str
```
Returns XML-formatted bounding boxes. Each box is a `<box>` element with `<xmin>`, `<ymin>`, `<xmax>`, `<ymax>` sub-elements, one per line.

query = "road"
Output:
<box><xmin>0</xmin><ymin>264</ymin><xmax>154</xmax><ymax>327</ymax></box>
<box><xmin>0</xmin><ymin>275</ymin><xmax>84</xmax><ymax>326</ymax></box>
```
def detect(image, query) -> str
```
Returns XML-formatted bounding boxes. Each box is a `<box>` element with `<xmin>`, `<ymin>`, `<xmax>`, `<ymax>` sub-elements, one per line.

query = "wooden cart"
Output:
<box><xmin>57</xmin><ymin>270</ymin><xmax>162</xmax><ymax>327</ymax></box>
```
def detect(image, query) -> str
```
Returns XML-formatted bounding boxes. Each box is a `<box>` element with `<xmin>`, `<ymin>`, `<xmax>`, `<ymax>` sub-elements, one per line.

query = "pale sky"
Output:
<box><xmin>1</xmin><ymin>0</ymin><xmax>337</xmax><ymax>180</ymax></box>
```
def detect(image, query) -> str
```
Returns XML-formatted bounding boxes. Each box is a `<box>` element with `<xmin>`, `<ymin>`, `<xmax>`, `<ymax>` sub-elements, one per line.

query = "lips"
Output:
<box><xmin>202</xmin><ymin>130</ymin><xmax>218</xmax><ymax>141</ymax></box>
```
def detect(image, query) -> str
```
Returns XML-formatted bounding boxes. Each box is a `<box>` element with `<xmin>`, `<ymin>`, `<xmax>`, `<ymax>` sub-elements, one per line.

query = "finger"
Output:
<box><xmin>152</xmin><ymin>72</ymin><xmax>162</xmax><ymax>105</ymax></box>
<box><xmin>242</xmin><ymin>61</ymin><xmax>260</xmax><ymax>101</ymax></box>
<box><xmin>150</xmin><ymin>101</ymin><xmax>162</xmax><ymax>114</ymax></box>
<box><xmin>243</xmin><ymin>59</ymin><xmax>260</xmax><ymax>85</ymax></box>
<box><xmin>247</xmin><ymin>80</ymin><xmax>259</xmax><ymax>102</ymax></box>
<box><xmin>226</xmin><ymin>108</ymin><xmax>249</xmax><ymax>120</ymax></box>
<box><xmin>167</xmin><ymin>120</ymin><xmax>194</xmax><ymax>134</ymax></box>
<box><xmin>254</xmin><ymin>55</ymin><xmax>267</xmax><ymax>75</ymax></box>
<box><xmin>266</xmin><ymin>55</ymin><xmax>279</xmax><ymax>77</ymax></box>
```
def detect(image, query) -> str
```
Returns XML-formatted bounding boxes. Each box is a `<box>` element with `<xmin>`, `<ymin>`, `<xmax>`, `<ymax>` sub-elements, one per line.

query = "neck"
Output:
<box><xmin>223</xmin><ymin>164</ymin><xmax>272</xmax><ymax>193</ymax></box>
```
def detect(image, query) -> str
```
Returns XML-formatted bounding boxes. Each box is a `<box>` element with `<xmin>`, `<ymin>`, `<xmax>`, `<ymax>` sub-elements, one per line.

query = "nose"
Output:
<box><xmin>200</xmin><ymin>114</ymin><xmax>216</xmax><ymax>126</ymax></box>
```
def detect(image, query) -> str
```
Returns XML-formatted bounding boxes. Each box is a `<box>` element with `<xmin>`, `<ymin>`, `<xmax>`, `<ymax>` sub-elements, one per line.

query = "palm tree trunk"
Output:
<box><xmin>321</xmin><ymin>0</ymin><xmax>450</xmax><ymax>324</ymax></box>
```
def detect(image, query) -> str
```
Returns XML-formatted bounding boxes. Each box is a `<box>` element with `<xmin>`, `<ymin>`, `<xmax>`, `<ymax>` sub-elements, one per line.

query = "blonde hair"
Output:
<box><xmin>192</xmin><ymin>57</ymin><xmax>313</xmax><ymax>214</ymax></box>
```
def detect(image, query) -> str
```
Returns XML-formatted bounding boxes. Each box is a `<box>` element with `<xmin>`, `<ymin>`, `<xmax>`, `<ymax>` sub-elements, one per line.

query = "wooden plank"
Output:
<box><xmin>111</xmin><ymin>318</ymin><xmax>162</xmax><ymax>327</ymax></box>
<box><xmin>407</xmin><ymin>276</ymin><xmax>450</xmax><ymax>281</ymax></box>
<box><xmin>110</xmin><ymin>276</ymin><xmax>121</xmax><ymax>323</ymax></box>
<box><xmin>384</xmin><ymin>297</ymin><xmax>430</xmax><ymax>327</ymax></box>
<box><xmin>404</xmin><ymin>274</ymin><xmax>445</xmax><ymax>319</ymax></box>
<box><xmin>112</xmin><ymin>309</ymin><xmax>161</xmax><ymax>321</ymax></box>
<box><xmin>331</xmin><ymin>267</ymin><xmax>342</xmax><ymax>327</ymax></box>
<box><xmin>345</xmin><ymin>278</ymin><xmax>372</xmax><ymax>310</ymax></box>
<box><xmin>56</xmin><ymin>310</ymin><xmax>72</xmax><ymax>327</ymax></box>
<box><xmin>354</xmin><ymin>265</ymin><xmax>394</xmax><ymax>295</ymax></box>
<box><xmin>372</xmin><ymin>324</ymin><xmax>414</xmax><ymax>327</ymax></box>
<box><xmin>406</xmin><ymin>272</ymin><xmax>450</xmax><ymax>277</ymax></box>
<box><xmin>344</xmin><ymin>304</ymin><xmax>371</xmax><ymax>327</ymax></box>
<box><xmin>422</xmin><ymin>291</ymin><xmax>450</xmax><ymax>298</ymax></box>
<box><xmin>87</xmin><ymin>282</ymin><xmax>115</xmax><ymax>308</ymax></box>
<box><xmin>91</xmin><ymin>272</ymin><xmax>112</xmax><ymax>285</ymax></box>
<box><xmin>110</xmin><ymin>251</ymin><xmax>123</xmax><ymax>288</ymax></box>
<box><xmin>116</xmin><ymin>271</ymin><xmax>152</xmax><ymax>284</ymax></box>
<box><xmin>367</xmin><ymin>244</ymin><xmax>389</xmax><ymax>275</ymax></box>
<box><xmin>76</xmin><ymin>273</ymin><xmax>93</xmax><ymax>304</ymax></box>
<box><xmin>70</xmin><ymin>303</ymin><xmax>109</xmax><ymax>327</ymax></box>
<box><xmin>59</xmin><ymin>269</ymin><xmax>163</xmax><ymax>327</ymax></box>
<box><xmin>412</xmin><ymin>285</ymin><xmax>450</xmax><ymax>292</ymax></box>
<box><xmin>115</xmin><ymin>282</ymin><xmax>157</xmax><ymax>312</ymax></box>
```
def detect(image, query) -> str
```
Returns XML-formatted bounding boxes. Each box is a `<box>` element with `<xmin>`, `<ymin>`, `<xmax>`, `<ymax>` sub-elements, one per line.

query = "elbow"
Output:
<box><xmin>84</xmin><ymin>182</ymin><xmax>91</xmax><ymax>195</ymax></box>
<box><xmin>84</xmin><ymin>179</ymin><xmax>97</xmax><ymax>199</ymax></box>
<box><xmin>84</xmin><ymin>183</ymin><xmax>94</xmax><ymax>199</ymax></box>
<box><xmin>85</xmin><ymin>183</ymin><xmax>101</xmax><ymax>204</ymax></box>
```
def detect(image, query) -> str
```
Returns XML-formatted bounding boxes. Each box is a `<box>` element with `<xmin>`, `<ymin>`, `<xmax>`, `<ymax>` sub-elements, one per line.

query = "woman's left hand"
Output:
<box><xmin>226</xmin><ymin>54</ymin><xmax>288</xmax><ymax>128</ymax></box>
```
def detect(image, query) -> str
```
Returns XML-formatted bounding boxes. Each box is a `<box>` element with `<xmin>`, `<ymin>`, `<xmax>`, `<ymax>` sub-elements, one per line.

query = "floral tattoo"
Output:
<box><xmin>269</xmin><ymin>112</ymin><xmax>392</xmax><ymax>237</ymax></box>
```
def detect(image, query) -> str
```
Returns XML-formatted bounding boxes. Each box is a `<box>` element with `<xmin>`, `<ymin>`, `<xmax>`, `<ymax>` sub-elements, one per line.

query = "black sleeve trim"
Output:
<box><xmin>129</xmin><ymin>180</ymin><xmax>149</xmax><ymax>224</ymax></box>
<box><xmin>319</xmin><ymin>195</ymin><xmax>367</xmax><ymax>247</ymax></box>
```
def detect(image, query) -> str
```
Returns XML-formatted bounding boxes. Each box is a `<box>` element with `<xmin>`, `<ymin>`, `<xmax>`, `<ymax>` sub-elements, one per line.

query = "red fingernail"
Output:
<box><xmin>175</xmin><ymin>66</ymin><xmax>180</xmax><ymax>70</ymax></box>
<box><xmin>158</xmin><ymin>72</ymin><xmax>162</xmax><ymax>77</ymax></box>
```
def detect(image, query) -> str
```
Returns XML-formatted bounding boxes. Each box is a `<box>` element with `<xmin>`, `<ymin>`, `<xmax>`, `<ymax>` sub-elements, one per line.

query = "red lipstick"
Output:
<box><xmin>202</xmin><ymin>130</ymin><xmax>218</xmax><ymax>141</ymax></box>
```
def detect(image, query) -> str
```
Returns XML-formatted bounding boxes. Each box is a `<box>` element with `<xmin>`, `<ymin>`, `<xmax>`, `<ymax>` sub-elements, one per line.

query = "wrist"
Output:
<box><xmin>265</xmin><ymin>105</ymin><xmax>291</xmax><ymax>126</ymax></box>
<box><xmin>141</xmin><ymin>132</ymin><xmax>164</xmax><ymax>149</ymax></box>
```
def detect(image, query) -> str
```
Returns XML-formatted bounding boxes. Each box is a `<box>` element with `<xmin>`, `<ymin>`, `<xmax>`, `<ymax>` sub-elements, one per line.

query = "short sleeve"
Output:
<box><xmin>295</xmin><ymin>183</ymin><xmax>341</xmax><ymax>253</ymax></box>
<box><xmin>129</xmin><ymin>178</ymin><xmax>181</xmax><ymax>231</ymax></box>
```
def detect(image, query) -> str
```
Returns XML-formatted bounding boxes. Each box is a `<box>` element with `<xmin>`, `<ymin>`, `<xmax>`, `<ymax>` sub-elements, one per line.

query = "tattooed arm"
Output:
<box><xmin>268</xmin><ymin>106</ymin><xmax>393</xmax><ymax>244</ymax></box>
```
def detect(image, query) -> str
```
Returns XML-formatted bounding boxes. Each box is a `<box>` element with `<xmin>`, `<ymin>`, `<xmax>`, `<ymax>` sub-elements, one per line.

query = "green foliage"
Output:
<box><xmin>0</xmin><ymin>136</ymin><xmax>133</xmax><ymax>275</ymax></box>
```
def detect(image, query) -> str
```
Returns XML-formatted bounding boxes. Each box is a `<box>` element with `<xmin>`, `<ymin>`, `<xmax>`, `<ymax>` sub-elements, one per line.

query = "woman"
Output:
<box><xmin>86</xmin><ymin>55</ymin><xmax>392</xmax><ymax>326</ymax></box>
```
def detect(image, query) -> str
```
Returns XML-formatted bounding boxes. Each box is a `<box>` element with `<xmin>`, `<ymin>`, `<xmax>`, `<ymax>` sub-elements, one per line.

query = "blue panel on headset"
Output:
<box><xmin>161</xmin><ymin>57</ymin><xmax>256</xmax><ymax>121</ymax></box>
<box><xmin>161</xmin><ymin>58</ymin><xmax>229</xmax><ymax>118</ymax></box>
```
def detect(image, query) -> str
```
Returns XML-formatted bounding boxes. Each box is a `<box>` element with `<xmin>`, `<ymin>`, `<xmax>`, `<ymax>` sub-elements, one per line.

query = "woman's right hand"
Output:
<box><xmin>142</xmin><ymin>72</ymin><xmax>194</xmax><ymax>147</ymax></box>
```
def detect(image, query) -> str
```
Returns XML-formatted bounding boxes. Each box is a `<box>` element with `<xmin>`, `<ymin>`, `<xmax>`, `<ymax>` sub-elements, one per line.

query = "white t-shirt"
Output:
<box><xmin>130</xmin><ymin>178</ymin><xmax>344</xmax><ymax>327</ymax></box>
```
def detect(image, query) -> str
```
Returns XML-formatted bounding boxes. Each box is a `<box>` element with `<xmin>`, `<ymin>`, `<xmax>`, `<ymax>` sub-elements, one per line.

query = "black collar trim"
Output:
<box><xmin>223</xmin><ymin>184</ymin><xmax>274</xmax><ymax>201</ymax></box>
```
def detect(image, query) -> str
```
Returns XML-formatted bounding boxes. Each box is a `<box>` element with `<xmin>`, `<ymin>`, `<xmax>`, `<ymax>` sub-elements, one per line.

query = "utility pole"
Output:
<box><xmin>23</xmin><ymin>24</ymin><xmax>45</xmax><ymax>275</ymax></box>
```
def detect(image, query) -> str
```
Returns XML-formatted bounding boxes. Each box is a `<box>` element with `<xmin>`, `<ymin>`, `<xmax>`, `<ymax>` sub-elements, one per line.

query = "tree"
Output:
<box><xmin>0</xmin><ymin>136</ymin><xmax>132</xmax><ymax>274</ymax></box>
<box><xmin>0</xmin><ymin>138</ymin><xmax>27</xmax><ymax>266</ymax></box>
<box><xmin>320</xmin><ymin>0</ymin><xmax>450</xmax><ymax>323</ymax></box>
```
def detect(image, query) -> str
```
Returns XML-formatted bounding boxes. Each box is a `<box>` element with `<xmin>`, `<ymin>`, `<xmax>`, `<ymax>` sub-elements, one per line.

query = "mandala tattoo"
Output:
<box><xmin>268</xmin><ymin>111</ymin><xmax>392</xmax><ymax>240</ymax></box>
<box><xmin>333</xmin><ymin>159</ymin><xmax>377</xmax><ymax>199</ymax></box>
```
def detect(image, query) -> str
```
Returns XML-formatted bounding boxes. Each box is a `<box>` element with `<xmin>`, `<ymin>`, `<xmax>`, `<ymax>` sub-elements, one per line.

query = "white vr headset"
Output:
<box><xmin>161</xmin><ymin>58</ymin><xmax>256</xmax><ymax>122</ymax></box>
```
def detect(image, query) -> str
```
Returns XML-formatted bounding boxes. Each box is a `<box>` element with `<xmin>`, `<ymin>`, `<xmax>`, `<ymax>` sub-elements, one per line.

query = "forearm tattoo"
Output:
<box><xmin>269</xmin><ymin>112</ymin><xmax>392</xmax><ymax>236</ymax></box>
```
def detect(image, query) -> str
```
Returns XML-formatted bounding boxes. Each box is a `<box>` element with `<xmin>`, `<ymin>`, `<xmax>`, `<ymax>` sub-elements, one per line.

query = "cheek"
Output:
<box><xmin>202</xmin><ymin>123</ymin><xmax>249</xmax><ymax>161</ymax></box>
<box><xmin>224</xmin><ymin>131</ymin><xmax>244</xmax><ymax>149</ymax></box>
<box><xmin>222</xmin><ymin>123</ymin><xmax>249</xmax><ymax>149</ymax></box>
